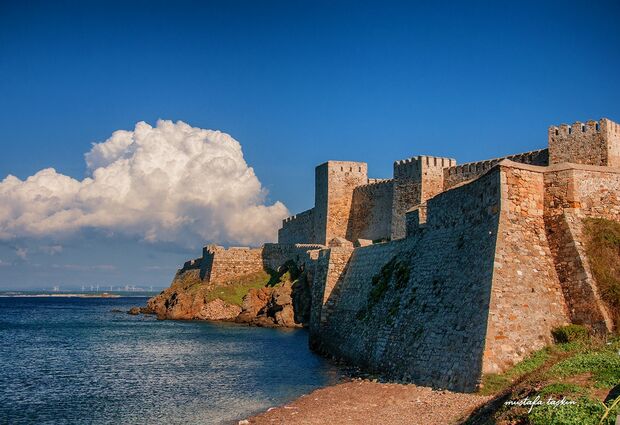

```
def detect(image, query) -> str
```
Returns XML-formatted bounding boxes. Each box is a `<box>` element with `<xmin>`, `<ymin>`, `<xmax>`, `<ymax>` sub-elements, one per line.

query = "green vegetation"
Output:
<box><xmin>552</xmin><ymin>324</ymin><xmax>590</xmax><ymax>344</ymax></box>
<box><xmin>584</xmin><ymin>218</ymin><xmax>620</xmax><ymax>328</ymax></box>
<box><xmin>479</xmin><ymin>345</ymin><xmax>555</xmax><ymax>395</ymax></box>
<box><xmin>267</xmin><ymin>260</ymin><xmax>301</xmax><ymax>287</ymax></box>
<box><xmin>357</xmin><ymin>256</ymin><xmax>411</xmax><ymax>321</ymax></box>
<box><xmin>472</xmin><ymin>333</ymin><xmax>620</xmax><ymax>425</ymax></box>
<box><xmin>206</xmin><ymin>270</ymin><xmax>272</xmax><ymax>306</ymax></box>
<box><xmin>528</xmin><ymin>396</ymin><xmax>612</xmax><ymax>425</ymax></box>
<box><xmin>203</xmin><ymin>260</ymin><xmax>301</xmax><ymax>307</ymax></box>
<box><xmin>545</xmin><ymin>344</ymin><xmax>620</xmax><ymax>388</ymax></box>
<box><xmin>538</xmin><ymin>382</ymin><xmax>585</xmax><ymax>398</ymax></box>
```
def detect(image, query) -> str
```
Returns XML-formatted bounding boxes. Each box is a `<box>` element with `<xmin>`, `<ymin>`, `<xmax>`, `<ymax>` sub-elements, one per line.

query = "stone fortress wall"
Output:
<box><xmin>179</xmin><ymin>117</ymin><xmax>620</xmax><ymax>392</ymax></box>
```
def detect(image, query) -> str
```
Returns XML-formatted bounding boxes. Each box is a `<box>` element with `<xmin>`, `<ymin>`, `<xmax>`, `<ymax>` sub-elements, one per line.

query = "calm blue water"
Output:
<box><xmin>0</xmin><ymin>297</ymin><xmax>340</xmax><ymax>424</ymax></box>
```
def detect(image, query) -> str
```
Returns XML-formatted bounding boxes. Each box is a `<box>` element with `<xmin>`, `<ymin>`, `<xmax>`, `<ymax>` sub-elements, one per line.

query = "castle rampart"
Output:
<box><xmin>278</xmin><ymin>208</ymin><xmax>315</xmax><ymax>244</ymax></box>
<box><xmin>548</xmin><ymin>118</ymin><xmax>620</xmax><ymax>167</ymax></box>
<box><xmin>390</xmin><ymin>155</ymin><xmax>456</xmax><ymax>240</ymax></box>
<box><xmin>347</xmin><ymin>179</ymin><xmax>394</xmax><ymax>242</ymax></box>
<box><xmin>314</xmin><ymin>161</ymin><xmax>369</xmax><ymax>245</ymax></box>
<box><xmin>169</xmin><ymin>116</ymin><xmax>620</xmax><ymax>393</ymax></box>
<box><xmin>443</xmin><ymin>148</ymin><xmax>548</xmax><ymax>190</ymax></box>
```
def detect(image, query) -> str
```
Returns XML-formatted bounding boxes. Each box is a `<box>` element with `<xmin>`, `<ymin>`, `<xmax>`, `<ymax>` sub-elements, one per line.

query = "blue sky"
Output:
<box><xmin>0</xmin><ymin>0</ymin><xmax>619</xmax><ymax>289</ymax></box>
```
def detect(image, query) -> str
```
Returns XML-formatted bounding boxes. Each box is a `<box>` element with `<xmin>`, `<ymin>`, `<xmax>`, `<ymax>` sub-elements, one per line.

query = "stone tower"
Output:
<box><xmin>548</xmin><ymin>118</ymin><xmax>620</xmax><ymax>167</ymax></box>
<box><xmin>391</xmin><ymin>155</ymin><xmax>456</xmax><ymax>239</ymax></box>
<box><xmin>314</xmin><ymin>161</ymin><xmax>368</xmax><ymax>245</ymax></box>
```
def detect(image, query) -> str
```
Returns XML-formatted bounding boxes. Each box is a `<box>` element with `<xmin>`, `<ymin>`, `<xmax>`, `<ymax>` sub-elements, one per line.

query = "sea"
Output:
<box><xmin>0</xmin><ymin>295</ymin><xmax>341</xmax><ymax>424</ymax></box>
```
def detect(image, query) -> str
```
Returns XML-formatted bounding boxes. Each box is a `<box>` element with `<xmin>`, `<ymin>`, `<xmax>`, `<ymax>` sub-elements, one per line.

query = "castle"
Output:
<box><xmin>173</xmin><ymin>118</ymin><xmax>620</xmax><ymax>392</ymax></box>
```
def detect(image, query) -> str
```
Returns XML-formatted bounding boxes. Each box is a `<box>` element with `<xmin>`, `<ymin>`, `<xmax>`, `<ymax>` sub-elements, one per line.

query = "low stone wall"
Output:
<box><xmin>278</xmin><ymin>208</ymin><xmax>315</xmax><ymax>244</ymax></box>
<box><xmin>348</xmin><ymin>180</ymin><xmax>393</xmax><ymax>242</ymax></box>
<box><xmin>443</xmin><ymin>149</ymin><xmax>548</xmax><ymax>190</ymax></box>
<box><xmin>204</xmin><ymin>245</ymin><xmax>265</xmax><ymax>283</ymax></box>
<box><xmin>262</xmin><ymin>243</ymin><xmax>324</xmax><ymax>272</ymax></box>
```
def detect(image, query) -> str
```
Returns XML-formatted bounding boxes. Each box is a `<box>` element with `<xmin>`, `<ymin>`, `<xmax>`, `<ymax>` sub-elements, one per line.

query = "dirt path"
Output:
<box><xmin>244</xmin><ymin>380</ymin><xmax>492</xmax><ymax>425</ymax></box>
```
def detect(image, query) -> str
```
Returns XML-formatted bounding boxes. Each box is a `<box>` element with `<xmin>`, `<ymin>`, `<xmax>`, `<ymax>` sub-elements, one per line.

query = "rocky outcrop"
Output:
<box><xmin>197</xmin><ymin>298</ymin><xmax>242</xmax><ymax>320</ymax></box>
<box><xmin>236</xmin><ymin>281</ymin><xmax>298</xmax><ymax>327</ymax></box>
<box><xmin>144</xmin><ymin>261</ymin><xmax>312</xmax><ymax>328</ymax></box>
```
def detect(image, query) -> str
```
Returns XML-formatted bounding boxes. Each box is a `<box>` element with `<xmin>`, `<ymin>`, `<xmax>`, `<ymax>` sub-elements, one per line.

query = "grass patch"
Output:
<box><xmin>545</xmin><ymin>339</ymin><xmax>620</xmax><ymax>388</ymax></box>
<box><xmin>205</xmin><ymin>262</ymin><xmax>301</xmax><ymax>307</ymax></box>
<box><xmin>471</xmin><ymin>334</ymin><xmax>620</xmax><ymax>424</ymax></box>
<box><xmin>479</xmin><ymin>346</ymin><xmax>555</xmax><ymax>395</ymax></box>
<box><xmin>206</xmin><ymin>270</ymin><xmax>271</xmax><ymax>306</ymax></box>
<box><xmin>538</xmin><ymin>382</ymin><xmax>586</xmax><ymax>397</ymax></box>
<box><xmin>528</xmin><ymin>396</ymin><xmax>615</xmax><ymax>425</ymax></box>
<box><xmin>584</xmin><ymin>218</ymin><xmax>620</xmax><ymax>328</ymax></box>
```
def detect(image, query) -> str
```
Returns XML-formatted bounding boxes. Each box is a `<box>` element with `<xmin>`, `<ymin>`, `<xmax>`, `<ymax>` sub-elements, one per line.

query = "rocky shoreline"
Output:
<box><xmin>137</xmin><ymin>262</ymin><xmax>311</xmax><ymax>328</ymax></box>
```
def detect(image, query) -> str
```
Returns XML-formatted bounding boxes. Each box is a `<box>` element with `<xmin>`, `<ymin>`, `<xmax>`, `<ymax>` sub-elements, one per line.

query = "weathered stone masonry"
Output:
<box><xmin>177</xmin><ymin>117</ymin><xmax>620</xmax><ymax>393</ymax></box>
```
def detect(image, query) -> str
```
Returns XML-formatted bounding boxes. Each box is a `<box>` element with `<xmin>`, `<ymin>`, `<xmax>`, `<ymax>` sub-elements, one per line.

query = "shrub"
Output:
<box><xmin>551</xmin><ymin>324</ymin><xmax>590</xmax><ymax>344</ymax></box>
<box><xmin>394</xmin><ymin>261</ymin><xmax>410</xmax><ymax>289</ymax></box>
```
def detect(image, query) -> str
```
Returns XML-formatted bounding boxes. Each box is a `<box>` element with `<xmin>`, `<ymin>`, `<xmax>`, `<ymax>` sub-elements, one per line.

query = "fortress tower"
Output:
<box><xmin>391</xmin><ymin>155</ymin><xmax>456</xmax><ymax>239</ymax></box>
<box><xmin>549</xmin><ymin>118</ymin><xmax>620</xmax><ymax>166</ymax></box>
<box><xmin>314</xmin><ymin>161</ymin><xmax>368</xmax><ymax>245</ymax></box>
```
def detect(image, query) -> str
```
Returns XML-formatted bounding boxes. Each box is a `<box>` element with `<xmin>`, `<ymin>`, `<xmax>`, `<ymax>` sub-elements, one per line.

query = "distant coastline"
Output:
<box><xmin>0</xmin><ymin>291</ymin><xmax>159</xmax><ymax>298</ymax></box>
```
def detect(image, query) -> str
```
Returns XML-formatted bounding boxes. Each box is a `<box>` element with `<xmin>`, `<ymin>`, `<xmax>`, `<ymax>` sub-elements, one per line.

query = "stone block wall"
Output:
<box><xmin>443</xmin><ymin>149</ymin><xmax>548</xmax><ymax>190</ymax></box>
<box><xmin>310</xmin><ymin>169</ymin><xmax>502</xmax><ymax>392</ymax></box>
<box><xmin>548</xmin><ymin>119</ymin><xmax>620</xmax><ymax>167</ymax></box>
<box><xmin>483</xmin><ymin>163</ymin><xmax>569</xmax><ymax>374</ymax></box>
<box><xmin>278</xmin><ymin>208</ymin><xmax>315</xmax><ymax>244</ymax></box>
<box><xmin>262</xmin><ymin>243</ymin><xmax>325</xmax><ymax>271</ymax></box>
<box><xmin>347</xmin><ymin>179</ymin><xmax>393</xmax><ymax>242</ymax></box>
<box><xmin>314</xmin><ymin>161</ymin><xmax>368</xmax><ymax>245</ymax></box>
<box><xmin>391</xmin><ymin>156</ymin><xmax>456</xmax><ymax>240</ymax></box>
<box><xmin>202</xmin><ymin>245</ymin><xmax>265</xmax><ymax>283</ymax></box>
<box><xmin>543</xmin><ymin>163</ymin><xmax>620</xmax><ymax>332</ymax></box>
<box><xmin>309</xmin><ymin>246</ymin><xmax>355</xmax><ymax>336</ymax></box>
<box><xmin>405</xmin><ymin>204</ymin><xmax>427</xmax><ymax>236</ymax></box>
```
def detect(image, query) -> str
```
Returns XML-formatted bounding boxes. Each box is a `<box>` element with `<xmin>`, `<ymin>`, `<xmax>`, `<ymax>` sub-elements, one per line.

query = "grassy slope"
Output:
<box><xmin>467</xmin><ymin>337</ymin><xmax>620</xmax><ymax>424</ymax></box>
<box><xmin>463</xmin><ymin>218</ymin><xmax>620</xmax><ymax>424</ymax></box>
<box><xmin>187</xmin><ymin>262</ymin><xmax>298</xmax><ymax>307</ymax></box>
<box><xmin>205</xmin><ymin>270</ymin><xmax>272</xmax><ymax>306</ymax></box>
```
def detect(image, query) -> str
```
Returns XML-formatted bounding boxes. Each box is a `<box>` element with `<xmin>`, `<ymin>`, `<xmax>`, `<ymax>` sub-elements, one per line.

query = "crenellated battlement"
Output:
<box><xmin>443</xmin><ymin>149</ymin><xmax>548</xmax><ymax>189</ymax></box>
<box><xmin>549</xmin><ymin>118</ymin><xmax>620</xmax><ymax>167</ymax></box>
<box><xmin>354</xmin><ymin>179</ymin><xmax>394</xmax><ymax>193</ymax></box>
<box><xmin>278</xmin><ymin>117</ymin><xmax>619</xmax><ymax>249</ymax></box>
<box><xmin>282</xmin><ymin>208</ymin><xmax>314</xmax><ymax>225</ymax></box>
<box><xmin>549</xmin><ymin>120</ymin><xmax>601</xmax><ymax>137</ymax></box>
<box><xmin>165</xmin><ymin>115</ymin><xmax>620</xmax><ymax>394</ymax></box>
<box><xmin>394</xmin><ymin>155</ymin><xmax>456</xmax><ymax>179</ymax></box>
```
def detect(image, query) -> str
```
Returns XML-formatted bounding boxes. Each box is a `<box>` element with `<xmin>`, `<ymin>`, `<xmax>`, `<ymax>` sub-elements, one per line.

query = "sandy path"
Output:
<box><xmin>243</xmin><ymin>380</ymin><xmax>491</xmax><ymax>425</ymax></box>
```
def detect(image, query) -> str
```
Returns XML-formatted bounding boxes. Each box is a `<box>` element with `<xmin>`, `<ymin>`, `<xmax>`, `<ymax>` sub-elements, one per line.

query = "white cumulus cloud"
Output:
<box><xmin>0</xmin><ymin>120</ymin><xmax>289</xmax><ymax>246</ymax></box>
